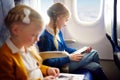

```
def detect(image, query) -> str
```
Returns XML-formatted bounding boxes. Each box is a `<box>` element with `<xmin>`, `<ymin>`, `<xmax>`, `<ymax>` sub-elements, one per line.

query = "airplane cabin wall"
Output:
<box><xmin>61</xmin><ymin>0</ymin><xmax>113</xmax><ymax>60</ymax></box>
<box><xmin>0</xmin><ymin>0</ymin><xmax>114</xmax><ymax>60</ymax></box>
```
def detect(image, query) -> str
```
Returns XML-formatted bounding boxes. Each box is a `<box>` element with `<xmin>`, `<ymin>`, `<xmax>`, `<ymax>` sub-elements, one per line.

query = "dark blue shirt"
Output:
<box><xmin>37</xmin><ymin>30</ymin><xmax>76</xmax><ymax>69</ymax></box>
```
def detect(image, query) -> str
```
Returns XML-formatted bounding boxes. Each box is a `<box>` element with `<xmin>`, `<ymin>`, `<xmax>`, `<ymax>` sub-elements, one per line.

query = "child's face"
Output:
<box><xmin>56</xmin><ymin>15</ymin><xmax>69</xmax><ymax>29</ymax></box>
<box><xmin>15</xmin><ymin>22</ymin><xmax>42</xmax><ymax>47</ymax></box>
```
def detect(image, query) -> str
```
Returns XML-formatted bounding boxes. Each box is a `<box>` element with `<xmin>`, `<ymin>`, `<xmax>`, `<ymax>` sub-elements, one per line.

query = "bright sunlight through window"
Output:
<box><xmin>77</xmin><ymin>0</ymin><xmax>100</xmax><ymax>22</ymax></box>
<box><xmin>40</xmin><ymin>0</ymin><xmax>53</xmax><ymax>24</ymax></box>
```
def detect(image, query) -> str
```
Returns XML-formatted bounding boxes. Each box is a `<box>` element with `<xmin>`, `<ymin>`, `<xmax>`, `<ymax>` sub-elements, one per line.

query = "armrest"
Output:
<box><xmin>40</xmin><ymin>51</ymin><xmax>70</xmax><ymax>73</ymax></box>
<box><xmin>64</xmin><ymin>39</ymin><xmax>76</xmax><ymax>44</ymax></box>
<box><xmin>40</xmin><ymin>51</ymin><xmax>69</xmax><ymax>60</ymax></box>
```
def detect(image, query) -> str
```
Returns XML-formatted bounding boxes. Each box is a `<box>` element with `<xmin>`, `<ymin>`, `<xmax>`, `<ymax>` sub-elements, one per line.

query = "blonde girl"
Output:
<box><xmin>37</xmin><ymin>3</ymin><xmax>108</xmax><ymax>80</ymax></box>
<box><xmin>0</xmin><ymin>5</ymin><xmax>59</xmax><ymax>80</ymax></box>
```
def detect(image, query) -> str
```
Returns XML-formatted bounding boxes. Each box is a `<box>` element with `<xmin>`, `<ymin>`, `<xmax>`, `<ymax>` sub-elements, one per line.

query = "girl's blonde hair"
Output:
<box><xmin>4</xmin><ymin>4</ymin><xmax>44</xmax><ymax>30</ymax></box>
<box><xmin>29</xmin><ymin>46</ymin><xmax>43</xmax><ymax>66</ymax></box>
<box><xmin>47</xmin><ymin>3</ymin><xmax>70</xmax><ymax>50</ymax></box>
<box><xmin>47</xmin><ymin>3</ymin><xmax>70</xmax><ymax>19</ymax></box>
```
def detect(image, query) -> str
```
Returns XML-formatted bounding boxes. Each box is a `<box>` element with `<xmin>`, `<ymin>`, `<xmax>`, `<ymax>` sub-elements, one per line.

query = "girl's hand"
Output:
<box><xmin>47</xmin><ymin>67</ymin><xmax>60</xmax><ymax>77</ymax></box>
<box><xmin>84</xmin><ymin>47</ymin><xmax>92</xmax><ymax>53</ymax></box>
<box><xmin>69</xmin><ymin>53</ymin><xmax>83</xmax><ymax>61</ymax></box>
<box><xmin>43</xmin><ymin>76</ymin><xmax>56</xmax><ymax>80</ymax></box>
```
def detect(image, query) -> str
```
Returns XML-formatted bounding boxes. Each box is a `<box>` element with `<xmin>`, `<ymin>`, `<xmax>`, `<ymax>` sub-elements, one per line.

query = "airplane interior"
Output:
<box><xmin>0</xmin><ymin>0</ymin><xmax>120</xmax><ymax>80</ymax></box>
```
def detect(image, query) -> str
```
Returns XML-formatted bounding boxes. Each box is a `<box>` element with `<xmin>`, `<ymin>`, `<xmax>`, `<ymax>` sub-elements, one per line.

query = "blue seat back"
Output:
<box><xmin>0</xmin><ymin>0</ymin><xmax>15</xmax><ymax>47</ymax></box>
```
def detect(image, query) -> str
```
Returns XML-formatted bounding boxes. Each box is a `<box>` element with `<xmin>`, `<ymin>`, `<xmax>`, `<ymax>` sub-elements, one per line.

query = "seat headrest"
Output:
<box><xmin>0</xmin><ymin>0</ymin><xmax>15</xmax><ymax>47</ymax></box>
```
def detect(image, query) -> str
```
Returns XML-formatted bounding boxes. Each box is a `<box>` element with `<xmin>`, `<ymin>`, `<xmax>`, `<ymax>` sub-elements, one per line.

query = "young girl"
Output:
<box><xmin>37</xmin><ymin>3</ymin><xmax>108</xmax><ymax>80</ymax></box>
<box><xmin>0</xmin><ymin>5</ymin><xmax>59</xmax><ymax>80</ymax></box>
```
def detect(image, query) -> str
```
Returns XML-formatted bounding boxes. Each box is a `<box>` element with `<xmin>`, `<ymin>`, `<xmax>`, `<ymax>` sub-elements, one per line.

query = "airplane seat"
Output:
<box><xmin>0</xmin><ymin>0</ymin><xmax>15</xmax><ymax>47</ymax></box>
<box><xmin>106</xmin><ymin>33</ymin><xmax>120</xmax><ymax>70</ymax></box>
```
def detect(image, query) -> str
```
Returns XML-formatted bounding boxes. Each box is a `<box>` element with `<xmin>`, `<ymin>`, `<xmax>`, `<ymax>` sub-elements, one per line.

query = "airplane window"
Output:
<box><xmin>40</xmin><ymin>0</ymin><xmax>53</xmax><ymax>24</ymax></box>
<box><xmin>77</xmin><ymin>0</ymin><xmax>100</xmax><ymax>22</ymax></box>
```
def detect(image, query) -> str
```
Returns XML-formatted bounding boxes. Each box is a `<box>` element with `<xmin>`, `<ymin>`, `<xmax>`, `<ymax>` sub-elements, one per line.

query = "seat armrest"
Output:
<box><xmin>64</xmin><ymin>39</ymin><xmax>76</xmax><ymax>44</ymax></box>
<box><xmin>40</xmin><ymin>51</ymin><xmax>69</xmax><ymax>60</ymax></box>
<box><xmin>40</xmin><ymin>51</ymin><xmax>70</xmax><ymax>72</ymax></box>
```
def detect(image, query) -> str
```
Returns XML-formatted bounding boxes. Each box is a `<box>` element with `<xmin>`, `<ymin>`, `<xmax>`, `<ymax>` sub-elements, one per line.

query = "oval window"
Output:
<box><xmin>77</xmin><ymin>0</ymin><xmax>100</xmax><ymax>22</ymax></box>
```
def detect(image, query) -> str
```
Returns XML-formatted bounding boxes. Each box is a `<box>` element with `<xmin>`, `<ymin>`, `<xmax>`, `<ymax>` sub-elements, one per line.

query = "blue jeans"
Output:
<box><xmin>68</xmin><ymin>50</ymin><xmax>100</xmax><ymax>72</ymax></box>
<box><xmin>68</xmin><ymin>50</ymin><xmax>108</xmax><ymax>80</ymax></box>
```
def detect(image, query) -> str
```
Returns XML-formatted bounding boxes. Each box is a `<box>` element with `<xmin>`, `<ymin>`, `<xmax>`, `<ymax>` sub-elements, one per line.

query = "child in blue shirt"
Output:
<box><xmin>37</xmin><ymin>2</ymin><xmax>108</xmax><ymax>80</ymax></box>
